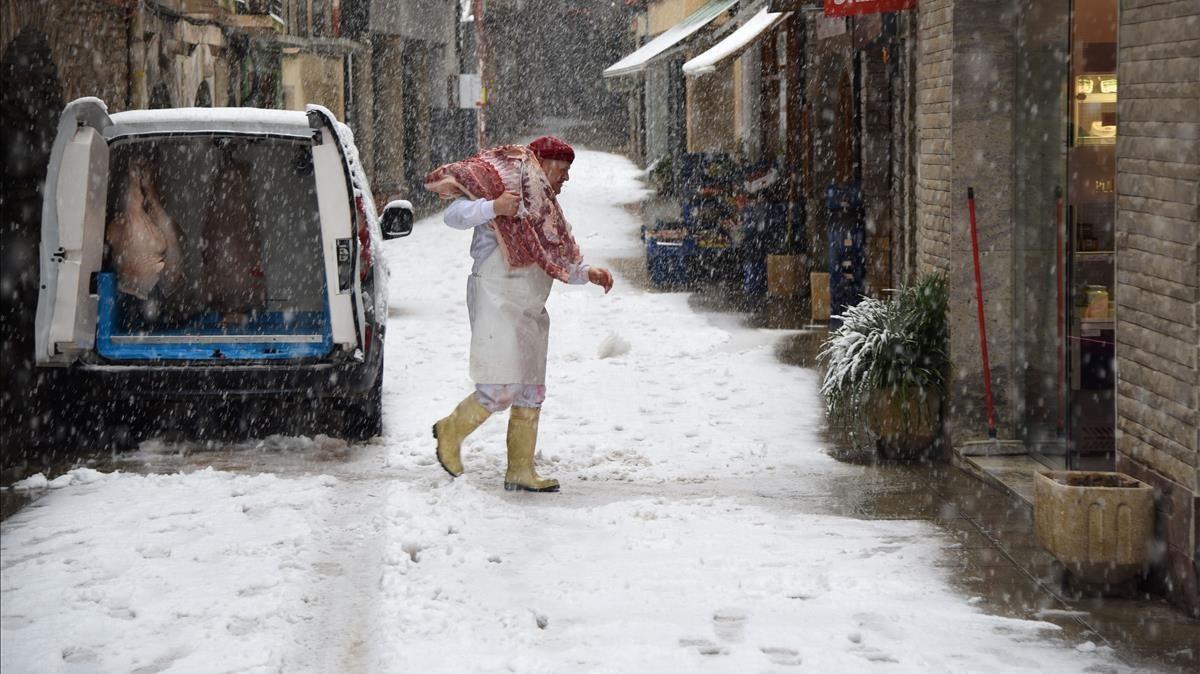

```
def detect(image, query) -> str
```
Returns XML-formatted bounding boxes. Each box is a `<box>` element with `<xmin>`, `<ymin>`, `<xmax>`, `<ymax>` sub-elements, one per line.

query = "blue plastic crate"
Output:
<box><xmin>645</xmin><ymin>236</ymin><xmax>695</xmax><ymax>287</ymax></box>
<box><xmin>742</xmin><ymin>259</ymin><xmax>767</xmax><ymax>298</ymax></box>
<box><xmin>96</xmin><ymin>272</ymin><xmax>333</xmax><ymax>361</ymax></box>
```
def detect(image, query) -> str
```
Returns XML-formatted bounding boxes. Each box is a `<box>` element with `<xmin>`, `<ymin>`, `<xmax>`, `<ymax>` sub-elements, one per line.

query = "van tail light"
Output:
<box><xmin>356</xmin><ymin>195</ymin><xmax>373</xmax><ymax>283</ymax></box>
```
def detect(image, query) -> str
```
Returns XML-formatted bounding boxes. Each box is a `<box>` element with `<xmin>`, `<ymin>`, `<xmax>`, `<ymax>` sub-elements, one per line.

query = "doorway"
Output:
<box><xmin>1014</xmin><ymin>0</ymin><xmax>1117</xmax><ymax>471</ymax></box>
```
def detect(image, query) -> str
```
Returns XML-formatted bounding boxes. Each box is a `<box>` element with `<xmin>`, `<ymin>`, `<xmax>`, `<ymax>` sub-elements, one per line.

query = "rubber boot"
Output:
<box><xmin>432</xmin><ymin>394</ymin><xmax>492</xmax><ymax>477</ymax></box>
<box><xmin>504</xmin><ymin>406</ymin><xmax>560</xmax><ymax>492</ymax></box>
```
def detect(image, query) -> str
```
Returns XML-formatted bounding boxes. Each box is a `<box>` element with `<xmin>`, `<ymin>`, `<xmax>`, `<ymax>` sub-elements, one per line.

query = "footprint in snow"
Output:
<box><xmin>679</xmin><ymin>637</ymin><xmax>728</xmax><ymax>657</ymax></box>
<box><xmin>401</xmin><ymin>541</ymin><xmax>426</xmax><ymax>563</ymax></box>
<box><xmin>712</xmin><ymin>608</ymin><xmax>748</xmax><ymax>643</ymax></box>
<box><xmin>761</xmin><ymin>646</ymin><xmax>802</xmax><ymax>666</ymax></box>
<box><xmin>226</xmin><ymin>615</ymin><xmax>260</xmax><ymax>636</ymax></box>
<box><xmin>61</xmin><ymin>646</ymin><xmax>99</xmax><ymax>664</ymax></box>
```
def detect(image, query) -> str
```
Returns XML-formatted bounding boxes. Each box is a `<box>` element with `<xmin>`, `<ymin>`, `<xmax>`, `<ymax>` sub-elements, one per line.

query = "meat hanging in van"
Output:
<box><xmin>105</xmin><ymin>158</ymin><xmax>185</xmax><ymax>301</ymax></box>
<box><xmin>201</xmin><ymin>157</ymin><xmax>267</xmax><ymax>321</ymax></box>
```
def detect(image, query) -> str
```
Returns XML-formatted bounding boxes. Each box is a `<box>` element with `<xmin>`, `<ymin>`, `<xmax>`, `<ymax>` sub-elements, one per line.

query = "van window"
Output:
<box><xmin>98</xmin><ymin>136</ymin><xmax>331</xmax><ymax>360</ymax></box>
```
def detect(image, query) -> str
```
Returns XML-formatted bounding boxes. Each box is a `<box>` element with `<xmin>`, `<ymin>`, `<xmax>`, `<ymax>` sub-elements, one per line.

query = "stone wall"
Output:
<box><xmin>1</xmin><ymin>0</ymin><xmax>130</xmax><ymax>109</ymax></box>
<box><xmin>371</xmin><ymin>35</ymin><xmax>406</xmax><ymax>198</ymax></box>
<box><xmin>1</xmin><ymin>0</ymin><xmax>131</xmax><ymax>459</ymax></box>
<box><xmin>1113</xmin><ymin>0</ymin><xmax>1200</xmax><ymax>617</ymax></box>
<box><xmin>913</xmin><ymin>0</ymin><xmax>953</xmax><ymax>275</ymax></box>
<box><xmin>351</xmin><ymin>47</ymin><xmax>377</xmax><ymax>188</ymax></box>
<box><xmin>946</xmin><ymin>0</ymin><xmax>1019</xmax><ymax>442</ymax></box>
<box><xmin>913</xmin><ymin>0</ymin><xmax>1022</xmax><ymax>442</ymax></box>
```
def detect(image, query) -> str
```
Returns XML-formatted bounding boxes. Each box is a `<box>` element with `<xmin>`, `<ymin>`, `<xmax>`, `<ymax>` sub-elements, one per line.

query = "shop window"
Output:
<box><xmin>195</xmin><ymin>82</ymin><xmax>212</xmax><ymax>108</ymax></box>
<box><xmin>149</xmin><ymin>82</ymin><xmax>173</xmax><ymax>110</ymax></box>
<box><xmin>1013</xmin><ymin>0</ymin><xmax>1117</xmax><ymax>471</ymax></box>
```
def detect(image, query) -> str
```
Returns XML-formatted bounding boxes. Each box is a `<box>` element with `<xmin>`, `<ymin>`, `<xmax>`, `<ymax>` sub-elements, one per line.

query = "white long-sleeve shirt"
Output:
<box><xmin>444</xmin><ymin>198</ymin><xmax>590</xmax><ymax>284</ymax></box>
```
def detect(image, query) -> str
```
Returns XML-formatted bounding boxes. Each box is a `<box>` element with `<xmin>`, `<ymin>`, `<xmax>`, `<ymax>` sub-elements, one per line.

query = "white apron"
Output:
<box><xmin>467</xmin><ymin>249</ymin><xmax>554</xmax><ymax>384</ymax></box>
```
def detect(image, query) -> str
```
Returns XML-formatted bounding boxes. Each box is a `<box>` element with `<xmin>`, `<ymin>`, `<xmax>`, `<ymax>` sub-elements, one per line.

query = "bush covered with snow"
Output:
<box><xmin>819</xmin><ymin>273</ymin><xmax>949</xmax><ymax>424</ymax></box>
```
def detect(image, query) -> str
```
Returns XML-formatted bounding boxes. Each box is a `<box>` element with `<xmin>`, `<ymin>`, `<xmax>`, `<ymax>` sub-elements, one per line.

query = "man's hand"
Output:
<box><xmin>588</xmin><ymin>266</ymin><xmax>614</xmax><ymax>294</ymax></box>
<box><xmin>492</xmin><ymin>191</ymin><xmax>521</xmax><ymax>218</ymax></box>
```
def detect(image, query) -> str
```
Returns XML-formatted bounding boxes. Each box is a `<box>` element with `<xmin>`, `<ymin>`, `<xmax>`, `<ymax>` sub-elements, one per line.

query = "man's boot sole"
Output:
<box><xmin>503</xmin><ymin>481</ymin><xmax>560</xmax><ymax>493</ymax></box>
<box><xmin>432</xmin><ymin>423</ymin><xmax>462</xmax><ymax>478</ymax></box>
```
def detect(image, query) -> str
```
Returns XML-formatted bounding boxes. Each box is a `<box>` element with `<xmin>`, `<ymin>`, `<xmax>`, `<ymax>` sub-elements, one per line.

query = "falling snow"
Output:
<box><xmin>1</xmin><ymin>151</ymin><xmax>1128</xmax><ymax>673</ymax></box>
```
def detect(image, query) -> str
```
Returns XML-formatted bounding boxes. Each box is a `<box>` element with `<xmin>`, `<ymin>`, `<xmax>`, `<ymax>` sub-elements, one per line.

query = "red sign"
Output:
<box><xmin>824</xmin><ymin>0</ymin><xmax>916</xmax><ymax>16</ymax></box>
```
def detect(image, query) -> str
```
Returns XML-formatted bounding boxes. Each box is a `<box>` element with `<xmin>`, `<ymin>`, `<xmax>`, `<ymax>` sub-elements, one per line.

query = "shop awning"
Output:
<box><xmin>682</xmin><ymin>8</ymin><xmax>790</xmax><ymax>76</ymax></box>
<box><xmin>603</xmin><ymin>0</ymin><xmax>740</xmax><ymax>78</ymax></box>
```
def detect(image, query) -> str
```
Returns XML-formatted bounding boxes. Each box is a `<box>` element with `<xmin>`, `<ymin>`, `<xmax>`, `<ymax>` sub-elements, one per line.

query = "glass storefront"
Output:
<box><xmin>1014</xmin><ymin>0</ymin><xmax>1117</xmax><ymax>470</ymax></box>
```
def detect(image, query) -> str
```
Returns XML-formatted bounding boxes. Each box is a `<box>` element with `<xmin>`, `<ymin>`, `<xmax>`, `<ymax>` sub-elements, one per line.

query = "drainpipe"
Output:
<box><xmin>471</xmin><ymin>0</ymin><xmax>488</xmax><ymax>149</ymax></box>
<box><xmin>128</xmin><ymin>0</ymin><xmax>147</xmax><ymax>109</ymax></box>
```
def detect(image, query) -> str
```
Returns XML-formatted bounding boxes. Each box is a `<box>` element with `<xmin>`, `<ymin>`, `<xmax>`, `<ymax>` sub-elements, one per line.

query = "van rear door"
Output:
<box><xmin>309</xmin><ymin>109</ymin><xmax>364</xmax><ymax>354</ymax></box>
<box><xmin>35</xmin><ymin>98</ymin><xmax>112</xmax><ymax>366</ymax></box>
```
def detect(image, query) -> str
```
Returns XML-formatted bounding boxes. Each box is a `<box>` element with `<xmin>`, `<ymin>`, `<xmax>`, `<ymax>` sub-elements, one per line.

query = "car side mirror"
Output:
<box><xmin>381</xmin><ymin>200</ymin><xmax>414</xmax><ymax>239</ymax></box>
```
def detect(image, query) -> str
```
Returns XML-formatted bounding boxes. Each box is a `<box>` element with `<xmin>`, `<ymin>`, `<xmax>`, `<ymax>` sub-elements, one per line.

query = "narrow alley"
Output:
<box><xmin>3</xmin><ymin>150</ymin><xmax>1175</xmax><ymax>672</ymax></box>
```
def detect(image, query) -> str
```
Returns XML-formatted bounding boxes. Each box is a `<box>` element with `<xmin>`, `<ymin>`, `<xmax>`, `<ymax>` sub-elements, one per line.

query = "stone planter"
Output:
<box><xmin>864</xmin><ymin>387</ymin><xmax>941</xmax><ymax>460</ymax></box>
<box><xmin>1034</xmin><ymin>471</ymin><xmax>1155</xmax><ymax>586</ymax></box>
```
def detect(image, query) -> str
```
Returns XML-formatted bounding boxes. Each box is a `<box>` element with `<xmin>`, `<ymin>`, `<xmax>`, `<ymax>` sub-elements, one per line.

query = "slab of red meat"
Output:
<box><xmin>202</xmin><ymin>159</ymin><xmax>267</xmax><ymax>315</ymax></box>
<box><xmin>424</xmin><ymin>145</ymin><xmax>582</xmax><ymax>282</ymax></box>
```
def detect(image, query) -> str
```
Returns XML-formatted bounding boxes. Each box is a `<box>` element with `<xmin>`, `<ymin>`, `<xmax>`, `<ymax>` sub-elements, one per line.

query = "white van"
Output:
<box><xmin>34</xmin><ymin>98</ymin><xmax>411</xmax><ymax>441</ymax></box>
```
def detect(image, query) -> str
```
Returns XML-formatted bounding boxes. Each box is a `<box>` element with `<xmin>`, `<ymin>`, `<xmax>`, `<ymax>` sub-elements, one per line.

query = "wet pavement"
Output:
<box><xmin>616</xmin><ymin>193</ymin><xmax>1200</xmax><ymax>670</ymax></box>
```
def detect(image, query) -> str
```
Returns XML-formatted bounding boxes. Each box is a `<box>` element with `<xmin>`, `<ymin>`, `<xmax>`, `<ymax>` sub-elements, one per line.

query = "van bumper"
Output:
<box><xmin>71</xmin><ymin>353</ymin><xmax>380</xmax><ymax>402</ymax></box>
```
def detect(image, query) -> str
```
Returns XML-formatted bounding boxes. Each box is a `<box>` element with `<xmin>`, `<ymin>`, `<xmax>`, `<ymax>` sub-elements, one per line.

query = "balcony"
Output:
<box><xmin>232</xmin><ymin>0</ymin><xmax>285</xmax><ymax>32</ymax></box>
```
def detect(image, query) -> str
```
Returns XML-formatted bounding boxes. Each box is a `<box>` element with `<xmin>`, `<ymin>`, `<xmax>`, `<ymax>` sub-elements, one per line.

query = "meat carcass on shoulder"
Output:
<box><xmin>423</xmin><ymin>145</ymin><xmax>582</xmax><ymax>282</ymax></box>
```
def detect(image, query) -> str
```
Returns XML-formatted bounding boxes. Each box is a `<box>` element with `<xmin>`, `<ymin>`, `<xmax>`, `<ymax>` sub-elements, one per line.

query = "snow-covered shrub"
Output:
<box><xmin>818</xmin><ymin>273</ymin><xmax>948</xmax><ymax>423</ymax></box>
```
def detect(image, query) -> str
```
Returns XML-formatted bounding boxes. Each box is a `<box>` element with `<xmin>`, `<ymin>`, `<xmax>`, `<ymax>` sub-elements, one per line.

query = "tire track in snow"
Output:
<box><xmin>284</xmin><ymin>449</ymin><xmax>394</xmax><ymax>673</ymax></box>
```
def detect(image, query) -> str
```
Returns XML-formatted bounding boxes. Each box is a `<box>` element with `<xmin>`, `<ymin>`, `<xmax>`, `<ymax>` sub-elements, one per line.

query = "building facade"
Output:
<box><xmin>910</xmin><ymin>0</ymin><xmax>1199</xmax><ymax>615</ymax></box>
<box><xmin>1111</xmin><ymin>0</ymin><xmax>1198</xmax><ymax>615</ymax></box>
<box><xmin>612</xmin><ymin>0</ymin><xmax>1197</xmax><ymax>616</ymax></box>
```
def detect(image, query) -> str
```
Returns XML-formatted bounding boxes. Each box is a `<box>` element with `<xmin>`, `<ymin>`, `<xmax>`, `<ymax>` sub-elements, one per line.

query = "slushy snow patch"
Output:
<box><xmin>597</xmin><ymin>331</ymin><xmax>631</xmax><ymax>359</ymax></box>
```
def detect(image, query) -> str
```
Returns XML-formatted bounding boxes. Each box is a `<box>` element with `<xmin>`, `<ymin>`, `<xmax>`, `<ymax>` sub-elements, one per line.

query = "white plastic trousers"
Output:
<box><xmin>473</xmin><ymin>384</ymin><xmax>547</xmax><ymax>412</ymax></box>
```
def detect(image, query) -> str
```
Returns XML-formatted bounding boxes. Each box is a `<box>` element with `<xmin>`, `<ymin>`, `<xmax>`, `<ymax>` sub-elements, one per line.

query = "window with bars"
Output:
<box><xmin>239</xmin><ymin>0</ymin><xmax>285</xmax><ymax>20</ymax></box>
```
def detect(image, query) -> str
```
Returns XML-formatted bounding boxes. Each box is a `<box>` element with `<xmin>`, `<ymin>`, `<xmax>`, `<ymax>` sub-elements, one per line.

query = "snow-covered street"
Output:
<box><xmin>2</xmin><ymin>151</ymin><xmax>1131</xmax><ymax>672</ymax></box>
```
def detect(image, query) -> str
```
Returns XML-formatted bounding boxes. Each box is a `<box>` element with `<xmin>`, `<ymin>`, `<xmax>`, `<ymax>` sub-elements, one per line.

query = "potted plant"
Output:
<box><xmin>647</xmin><ymin>154</ymin><xmax>674</xmax><ymax>196</ymax></box>
<box><xmin>818</xmin><ymin>273</ymin><xmax>949</xmax><ymax>459</ymax></box>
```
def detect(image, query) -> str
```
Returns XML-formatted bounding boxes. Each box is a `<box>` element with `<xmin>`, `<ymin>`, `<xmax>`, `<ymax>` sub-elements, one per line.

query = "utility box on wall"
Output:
<box><xmin>458</xmin><ymin>73</ymin><xmax>482</xmax><ymax>109</ymax></box>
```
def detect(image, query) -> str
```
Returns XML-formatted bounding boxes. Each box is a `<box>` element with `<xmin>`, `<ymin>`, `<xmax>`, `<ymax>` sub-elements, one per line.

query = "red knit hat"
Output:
<box><xmin>528</xmin><ymin>135</ymin><xmax>575</xmax><ymax>164</ymax></box>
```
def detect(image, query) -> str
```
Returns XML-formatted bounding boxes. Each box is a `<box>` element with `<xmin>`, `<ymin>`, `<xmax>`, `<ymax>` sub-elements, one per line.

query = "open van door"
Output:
<box><xmin>307</xmin><ymin>107</ymin><xmax>365</xmax><ymax>354</ymax></box>
<box><xmin>34</xmin><ymin>97</ymin><xmax>112</xmax><ymax>366</ymax></box>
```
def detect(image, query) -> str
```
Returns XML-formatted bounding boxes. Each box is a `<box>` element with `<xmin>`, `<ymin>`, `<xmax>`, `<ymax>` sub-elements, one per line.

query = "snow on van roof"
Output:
<box><xmin>111</xmin><ymin>107</ymin><xmax>310</xmax><ymax>125</ymax></box>
<box><xmin>107</xmin><ymin>107</ymin><xmax>316</xmax><ymax>137</ymax></box>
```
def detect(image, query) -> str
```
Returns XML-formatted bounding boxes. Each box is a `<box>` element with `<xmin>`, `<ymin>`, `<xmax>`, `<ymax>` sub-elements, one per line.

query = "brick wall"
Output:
<box><xmin>1114</xmin><ymin>0</ymin><xmax>1200</xmax><ymax>617</ymax></box>
<box><xmin>914</xmin><ymin>0</ymin><xmax>953</xmax><ymax>275</ymax></box>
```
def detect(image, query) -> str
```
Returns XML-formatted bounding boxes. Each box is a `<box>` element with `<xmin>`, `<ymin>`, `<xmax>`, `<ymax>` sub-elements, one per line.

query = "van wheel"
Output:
<box><xmin>340</xmin><ymin>362</ymin><xmax>383</xmax><ymax>442</ymax></box>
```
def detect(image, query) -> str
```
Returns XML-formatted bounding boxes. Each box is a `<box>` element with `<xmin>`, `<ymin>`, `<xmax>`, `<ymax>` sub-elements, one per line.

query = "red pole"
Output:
<box><xmin>1054</xmin><ymin>187</ymin><xmax>1065</xmax><ymax>437</ymax></box>
<box><xmin>967</xmin><ymin>187</ymin><xmax>997</xmax><ymax>439</ymax></box>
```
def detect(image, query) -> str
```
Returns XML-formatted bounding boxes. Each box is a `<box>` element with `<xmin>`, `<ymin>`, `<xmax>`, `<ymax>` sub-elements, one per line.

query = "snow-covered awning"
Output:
<box><xmin>682</xmin><ymin>8</ymin><xmax>790</xmax><ymax>76</ymax></box>
<box><xmin>603</xmin><ymin>0</ymin><xmax>740</xmax><ymax>78</ymax></box>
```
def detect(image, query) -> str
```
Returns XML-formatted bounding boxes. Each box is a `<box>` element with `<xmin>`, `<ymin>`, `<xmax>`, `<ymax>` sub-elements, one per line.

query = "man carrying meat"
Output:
<box><xmin>424</xmin><ymin>136</ymin><xmax>613</xmax><ymax>493</ymax></box>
